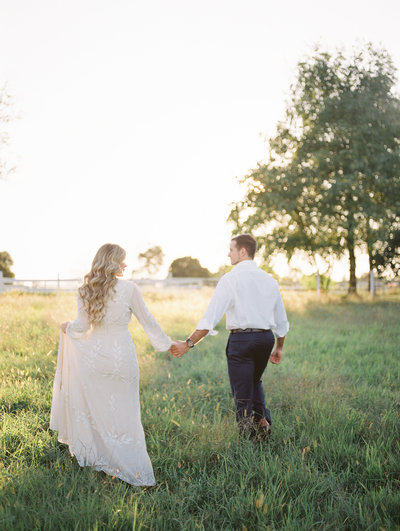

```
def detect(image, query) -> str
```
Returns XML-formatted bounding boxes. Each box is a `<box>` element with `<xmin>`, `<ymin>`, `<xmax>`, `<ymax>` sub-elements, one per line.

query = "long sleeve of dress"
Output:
<box><xmin>66</xmin><ymin>295</ymin><xmax>91</xmax><ymax>339</ymax></box>
<box><xmin>129</xmin><ymin>283</ymin><xmax>172</xmax><ymax>352</ymax></box>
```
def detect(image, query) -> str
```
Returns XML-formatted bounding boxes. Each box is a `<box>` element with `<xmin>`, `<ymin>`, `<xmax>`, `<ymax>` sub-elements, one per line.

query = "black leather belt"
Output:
<box><xmin>230</xmin><ymin>328</ymin><xmax>270</xmax><ymax>333</ymax></box>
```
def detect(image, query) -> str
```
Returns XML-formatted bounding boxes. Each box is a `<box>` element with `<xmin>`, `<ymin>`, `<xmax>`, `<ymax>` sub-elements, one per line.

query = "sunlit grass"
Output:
<box><xmin>0</xmin><ymin>289</ymin><xmax>399</xmax><ymax>529</ymax></box>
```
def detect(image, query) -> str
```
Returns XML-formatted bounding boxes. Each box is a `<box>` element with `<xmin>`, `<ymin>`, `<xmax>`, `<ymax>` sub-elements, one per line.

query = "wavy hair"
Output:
<box><xmin>79</xmin><ymin>243</ymin><xmax>126</xmax><ymax>325</ymax></box>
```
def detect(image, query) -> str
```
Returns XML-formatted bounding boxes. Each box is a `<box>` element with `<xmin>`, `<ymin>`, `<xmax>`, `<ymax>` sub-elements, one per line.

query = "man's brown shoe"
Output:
<box><xmin>257</xmin><ymin>418</ymin><xmax>271</xmax><ymax>439</ymax></box>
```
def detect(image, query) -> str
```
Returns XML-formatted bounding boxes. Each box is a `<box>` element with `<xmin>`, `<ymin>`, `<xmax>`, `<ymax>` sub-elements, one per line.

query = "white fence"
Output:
<box><xmin>0</xmin><ymin>272</ymin><xmax>219</xmax><ymax>293</ymax></box>
<box><xmin>0</xmin><ymin>271</ymin><xmax>397</xmax><ymax>294</ymax></box>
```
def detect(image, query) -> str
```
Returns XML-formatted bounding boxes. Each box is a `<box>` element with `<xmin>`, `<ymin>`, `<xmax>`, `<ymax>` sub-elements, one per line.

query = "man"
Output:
<box><xmin>170</xmin><ymin>234</ymin><xmax>289</xmax><ymax>438</ymax></box>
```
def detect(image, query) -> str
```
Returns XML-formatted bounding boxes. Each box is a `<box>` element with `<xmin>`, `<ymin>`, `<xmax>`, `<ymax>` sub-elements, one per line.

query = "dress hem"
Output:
<box><xmin>52</xmin><ymin>430</ymin><xmax>156</xmax><ymax>487</ymax></box>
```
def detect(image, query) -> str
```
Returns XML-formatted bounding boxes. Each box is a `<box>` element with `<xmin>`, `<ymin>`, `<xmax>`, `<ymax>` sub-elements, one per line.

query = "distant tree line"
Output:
<box><xmin>133</xmin><ymin>246</ymin><xmax>214</xmax><ymax>278</ymax></box>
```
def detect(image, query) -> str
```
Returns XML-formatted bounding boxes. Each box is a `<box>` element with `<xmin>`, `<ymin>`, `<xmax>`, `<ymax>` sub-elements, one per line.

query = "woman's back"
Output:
<box><xmin>51</xmin><ymin>271</ymin><xmax>171</xmax><ymax>486</ymax></box>
<box><xmin>97</xmin><ymin>279</ymin><xmax>132</xmax><ymax>328</ymax></box>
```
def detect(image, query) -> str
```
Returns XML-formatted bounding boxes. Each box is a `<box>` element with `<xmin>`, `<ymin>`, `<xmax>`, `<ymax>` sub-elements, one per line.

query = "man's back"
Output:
<box><xmin>222</xmin><ymin>260</ymin><xmax>287</xmax><ymax>334</ymax></box>
<box><xmin>197</xmin><ymin>259</ymin><xmax>288</xmax><ymax>338</ymax></box>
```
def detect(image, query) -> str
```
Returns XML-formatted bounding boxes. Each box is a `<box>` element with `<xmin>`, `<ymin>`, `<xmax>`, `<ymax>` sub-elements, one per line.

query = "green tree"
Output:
<box><xmin>372</xmin><ymin>225</ymin><xmax>400</xmax><ymax>279</ymax></box>
<box><xmin>229</xmin><ymin>44</ymin><xmax>400</xmax><ymax>294</ymax></box>
<box><xmin>0</xmin><ymin>251</ymin><xmax>15</xmax><ymax>278</ymax></box>
<box><xmin>137</xmin><ymin>246</ymin><xmax>164</xmax><ymax>276</ymax></box>
<box><xmin>169</xmin><ymin>256</ymin><xmax>211</xmax><ymax>278</ymax></box>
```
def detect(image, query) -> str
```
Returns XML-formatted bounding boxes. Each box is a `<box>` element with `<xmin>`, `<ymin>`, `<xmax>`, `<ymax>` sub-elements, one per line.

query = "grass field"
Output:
<box><xmin>0</xmin><ymin>288</ymin><xmax>399</xmax><ymax>530</ymax></box>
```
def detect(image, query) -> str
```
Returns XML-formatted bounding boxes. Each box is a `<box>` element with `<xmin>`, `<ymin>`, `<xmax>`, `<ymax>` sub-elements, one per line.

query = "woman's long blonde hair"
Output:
<box><xmin>79</xmin><ymin>243</ymin><xmax>126</xmax><ymax>325</ymax></box>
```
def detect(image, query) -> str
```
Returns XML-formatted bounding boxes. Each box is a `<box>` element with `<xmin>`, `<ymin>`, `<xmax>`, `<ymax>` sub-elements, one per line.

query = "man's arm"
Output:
<box><xmin>169</xmin><ymin>329</ymin><xmax>209</xmax><ymax>357</ymax></box>
<box><xmin>169</xmin><ymin>276</ymin><xmax>233</xmax><ymax>358</ymax></box>
<box><xmin>269</xmin><ymin>283</ymin><xmax>289</xmax><ymax>365</ymax></box>
<box><xmin>269</xmin><ymin>336</ymin><xmax>285</xmax><ymax>364</ymax></box>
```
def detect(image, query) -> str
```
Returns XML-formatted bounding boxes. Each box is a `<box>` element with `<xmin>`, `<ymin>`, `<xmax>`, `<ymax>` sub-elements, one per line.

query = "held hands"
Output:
<box><xmin>61</xmin><ymin>321</ymin><xmax>69</xmax><ymax>334</ymax></box>
<box><xmin>169</xmin><ymin>330</ymin><xmax>206</xmax><ymax>358</ymax></box>
<box><xmin>169</xmin><ymin>340</ymin><xmax>189</xmax><ymax>358</ymax></box>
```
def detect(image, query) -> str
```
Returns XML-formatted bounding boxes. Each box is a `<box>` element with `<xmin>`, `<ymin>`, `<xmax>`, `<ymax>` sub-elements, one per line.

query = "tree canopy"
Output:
<box><xmin>137</xmin><ymin>246</ymin><xmax>164</xmax><ymax>276</ymax></box>
<box><xmin>169</xmin><ymin>256</ymin><xmax>211</xmax><ymax>278</ymax></box>
<box><xmin>229</xmin><ymin>44</ymin><xmax>400</xmax><ymax>293</ymax></box>
<box><xmin>0</xmin><ymin>251</ymin><xmax>15</xmax><ymax>278</ymax></box>
<box><xmin>372</xmin><ymin>225</ymin><xmax>400</xmax><ymax>279</ymax></box>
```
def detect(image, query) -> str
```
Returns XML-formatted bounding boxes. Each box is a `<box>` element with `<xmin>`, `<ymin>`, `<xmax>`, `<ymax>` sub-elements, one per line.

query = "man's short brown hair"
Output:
<box><xmin>231</xmin><ymin>234</ymin><xmax>257</xmax><ymax>259</ymax></box>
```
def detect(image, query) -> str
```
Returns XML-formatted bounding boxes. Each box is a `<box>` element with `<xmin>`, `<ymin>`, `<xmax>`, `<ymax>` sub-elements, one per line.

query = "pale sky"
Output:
<box><xmin>1</xmin><ymin>0</ymin><xmax>399</xmax><ymax>281</ymax></box>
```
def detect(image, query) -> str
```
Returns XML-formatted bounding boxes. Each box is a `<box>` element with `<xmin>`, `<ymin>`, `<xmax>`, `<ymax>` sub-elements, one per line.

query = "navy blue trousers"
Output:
<box><xmin>226</xmin><ymin>330</ymin><xmax>275</xmax><ymax>427</ymax></box>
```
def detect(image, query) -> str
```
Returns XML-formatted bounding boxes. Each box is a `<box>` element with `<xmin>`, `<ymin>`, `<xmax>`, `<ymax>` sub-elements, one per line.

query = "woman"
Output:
<box><xmin>50</xmin><ymin>243</ymin><xmax>171</xmax><ymax>486</ymax></box>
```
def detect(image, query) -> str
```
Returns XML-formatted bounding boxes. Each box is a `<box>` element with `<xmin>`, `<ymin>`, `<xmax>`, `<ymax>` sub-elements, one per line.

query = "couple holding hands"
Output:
<box><xmin>51</xmin><ymin>235</ymin><xmax>289</xmax><ymax>486</ymax></box>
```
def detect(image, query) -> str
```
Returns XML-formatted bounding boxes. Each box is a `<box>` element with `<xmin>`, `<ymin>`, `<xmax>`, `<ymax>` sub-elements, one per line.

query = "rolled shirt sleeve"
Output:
<box><xmin>272</xmin><ymin>285</ymin><xmax>289</xmax><ymax>338</ymax></box>
<box><xmin>196</xmin><ymin>276</ymin><xmax>233</xmax><ymax>334</ymax></box>
<box><xmin>129</xmin><ymin>282</ymin><xmax>172</xmax><ymax>352</ymax></box>
<box><xmin>66</xmin><ymin>295</ymin><xmax>91</xmax><ymax>339</ymax></box>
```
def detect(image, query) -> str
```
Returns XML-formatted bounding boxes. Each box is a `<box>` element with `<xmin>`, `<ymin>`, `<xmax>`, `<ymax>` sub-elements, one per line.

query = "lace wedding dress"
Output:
<box><xmin>50</xmin><ymin>279</ymin><xmax>171</xmax><ymax>486</ymax></box>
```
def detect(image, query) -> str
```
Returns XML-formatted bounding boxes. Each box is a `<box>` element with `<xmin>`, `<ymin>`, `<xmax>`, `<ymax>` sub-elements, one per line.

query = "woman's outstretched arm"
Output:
<box><xmin>129</xmin><ymin>282</ymin><xmax>172</xmax><ymax>352</ymax></box>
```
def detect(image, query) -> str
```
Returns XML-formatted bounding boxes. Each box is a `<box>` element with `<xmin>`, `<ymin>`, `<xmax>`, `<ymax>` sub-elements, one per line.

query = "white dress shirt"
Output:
<box><xmin>196</xmin><ymin>260</ymin><xmax>289</xmax><ymax>338</ymax></box>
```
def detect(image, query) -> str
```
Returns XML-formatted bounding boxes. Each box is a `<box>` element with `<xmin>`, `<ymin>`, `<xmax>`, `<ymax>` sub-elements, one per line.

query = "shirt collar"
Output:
<box><xmin>233</xmin><ymin>260</ymin><xmax>257</xmax><ymax>270</ymax></box>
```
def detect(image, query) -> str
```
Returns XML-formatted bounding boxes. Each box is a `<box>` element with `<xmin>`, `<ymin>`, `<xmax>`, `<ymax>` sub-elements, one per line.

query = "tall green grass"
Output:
<box><xmin>0</xmin><ymin>289</ymin><xmax>399</xmax><ymax>530</ymax></box>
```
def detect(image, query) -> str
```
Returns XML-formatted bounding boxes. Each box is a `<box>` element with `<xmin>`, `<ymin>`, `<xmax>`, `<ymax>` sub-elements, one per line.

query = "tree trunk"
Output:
<box><xmin>348</xmin><ymin>242</ymin><xmax>357</xmax><ymax>294</ymax></box>
<box><xmin>368</xmin><ymin>248</ymin><xmax>373</xmax><ymax>292</ymax></box>
<box><xmin>366</xmin><ymin>217</ymin><xmax>373</xmax><ymax>293</ymax></box>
